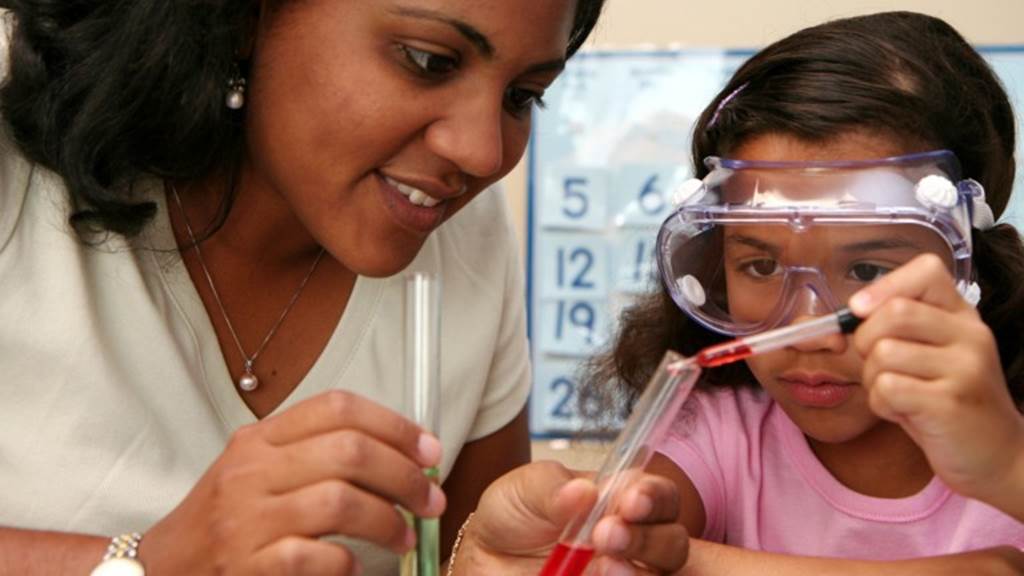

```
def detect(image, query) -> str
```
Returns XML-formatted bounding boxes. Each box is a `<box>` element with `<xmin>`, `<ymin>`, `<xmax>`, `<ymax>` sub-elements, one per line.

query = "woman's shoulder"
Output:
<box><xmin>442</xmin><ymin>183</ymin><xmax>515</xmax><ymax>242</ymax></box>
<box><xmin>428</xmin><ymin>183</ymin><xmax>520</xmax><ymax>283</ymax></box>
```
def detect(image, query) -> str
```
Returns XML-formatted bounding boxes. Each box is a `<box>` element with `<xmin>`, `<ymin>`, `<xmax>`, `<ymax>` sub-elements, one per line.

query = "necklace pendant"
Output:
<box><xmin>239</xmin><ymin>362</ymin><xmax>259</xmax><ymax>392</ymax></box>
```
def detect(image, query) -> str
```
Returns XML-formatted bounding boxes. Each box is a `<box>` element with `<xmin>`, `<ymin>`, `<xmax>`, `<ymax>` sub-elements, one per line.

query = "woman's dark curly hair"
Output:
<box><xmin>582</xmin><ymin>11</ymin><xmax>1024</xmax><ymax>417</ymax></box>
<box><xmin>0</xmin><ymin>0</ymin><xmax>606</xmax><ymax>237</ymax></box>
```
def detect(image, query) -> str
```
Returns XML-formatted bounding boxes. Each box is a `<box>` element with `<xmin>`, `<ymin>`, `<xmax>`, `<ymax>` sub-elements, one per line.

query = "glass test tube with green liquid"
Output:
<box><xmin>401</xmin><ymin>273</ymin><xmax>441</xmax><ymax>576</ymax></box>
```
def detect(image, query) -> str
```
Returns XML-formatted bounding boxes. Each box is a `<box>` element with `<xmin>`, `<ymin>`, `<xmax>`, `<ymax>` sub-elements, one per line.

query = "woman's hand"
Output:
<box><xmin>138</xmin><ymin>390</ymin><xmax>445</xmax><ymax>575</ymax></box>
<box><xmin>451</xmin><ymin>460</ymin><xmax>689</xmax><ymax>575</ymax></box>
<box><xmin>851</xmin><ymin>254</ymin><xmax>1024</xmax><ymax>518</ymax></box>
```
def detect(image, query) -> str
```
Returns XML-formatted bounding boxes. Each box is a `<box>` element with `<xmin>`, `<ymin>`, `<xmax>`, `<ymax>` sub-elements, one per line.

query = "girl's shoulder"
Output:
<box><xmin>662</xmin><ymin>384</ymin><xmax>777</xmax><ymax>459</ymax></box>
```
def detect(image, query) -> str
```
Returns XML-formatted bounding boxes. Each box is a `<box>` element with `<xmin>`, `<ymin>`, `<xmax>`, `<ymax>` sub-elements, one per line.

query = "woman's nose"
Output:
<box><xmin>424</xmin><ymin>92</ymin><xmax>505</xmax><ymax>178</ymax></box>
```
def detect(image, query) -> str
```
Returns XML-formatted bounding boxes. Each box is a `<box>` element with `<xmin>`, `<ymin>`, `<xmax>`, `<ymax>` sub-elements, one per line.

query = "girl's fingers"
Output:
<box><xmin>864</xmin><ymin>371</ymin><xmax>938</xmax><ymax>423</ymax></box>
<box><xmin>592</xmin><ymin>516</ymin><xmax>689</xmax><ymax>574</ymax></box>
<box><xmin>850</xmin><ymin>253</ymin><xmax>972</xmax><ymax>316</ymax></box>
<box><xmin>860</xmin><ymin>337</ymin><xmax>953</xmax><ymax>384</ymax></box>
<box><xmin>258</xmin><ymin>390</ymin><xmax>440</xmax><ymax>468</ymax></box>
<box><xmin>247</xmin><ymin>536</ymin><xmax>359</xmax><ymax>576</ymax></box>
<box><xmin>261</xmin><ymin>480</ymin><xmax>415</xmax><ymax>554</ymax></box>
<box><xmin>264</xmin><ymin>429</ymin><xmax>445</xmax><ymax>518</ymax></box>
<box><xmin>853</xmin><ymin>297</ymin><xmax>966</xmax><ymax>355</ymax></box>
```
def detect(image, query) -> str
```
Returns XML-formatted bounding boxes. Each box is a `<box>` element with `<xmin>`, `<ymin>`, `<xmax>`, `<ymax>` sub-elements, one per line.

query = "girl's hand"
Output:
<box><xmin>452</xmin><ymin>460</ymin><xmax>688</xmax><ymax>575</ymax></box>
<box><xmin>851</xmin><ymin>254</ymin><xmax>1024</xmax><ymax>510</ymax></box>
<box><xmin>138</xmin><ymin>390</ymin><xmax>445</xmax><ymax>575</ymax></box>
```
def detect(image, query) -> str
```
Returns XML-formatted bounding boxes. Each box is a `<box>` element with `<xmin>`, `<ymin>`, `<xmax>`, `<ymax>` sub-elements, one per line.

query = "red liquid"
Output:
<box><xmin>696</xmin><ymin>342</ymin><xmax>752</xmax><ymax>368</ymax></box>
<box><xmin>538</xmin><ymin>542</ymin><xmax>595</xmax><ymax>576</ymax></box>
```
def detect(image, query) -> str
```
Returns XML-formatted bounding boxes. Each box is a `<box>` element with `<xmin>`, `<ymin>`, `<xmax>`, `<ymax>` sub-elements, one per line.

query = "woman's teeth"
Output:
<box><xmin>385</xmin><ymin>176</ymin><xmax>441</xmax><ymax>208</ymax></box>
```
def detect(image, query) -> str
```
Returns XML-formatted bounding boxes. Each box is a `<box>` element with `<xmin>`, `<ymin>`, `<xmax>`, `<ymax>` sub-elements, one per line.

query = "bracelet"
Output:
<box><xmin>445</xmin><ymin>512</ymin><xmax>475</xmax><ymax>576</ymax></box>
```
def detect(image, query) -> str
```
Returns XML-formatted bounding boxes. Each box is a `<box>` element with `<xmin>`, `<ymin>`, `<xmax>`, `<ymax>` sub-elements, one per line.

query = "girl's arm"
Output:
<box><xmin>647</xmin><ymin>453</ymin><xmax>708</xmax><ymax>537</ymax></box>
<box><xmin>682</xmin><ymin>539</ymin><xmax>1024</xmax><ymax>576</ymax></box>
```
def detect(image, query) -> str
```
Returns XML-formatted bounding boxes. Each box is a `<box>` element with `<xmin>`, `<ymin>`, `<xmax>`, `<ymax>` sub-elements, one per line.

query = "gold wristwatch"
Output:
<box><xmin>89</xmin><ymin>532</ymin><xmax>145</xmax><ymax>576</ymax></box>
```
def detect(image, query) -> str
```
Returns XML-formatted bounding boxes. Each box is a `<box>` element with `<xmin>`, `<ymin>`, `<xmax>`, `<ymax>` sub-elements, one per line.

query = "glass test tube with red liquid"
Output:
<box><xmin>538</xmin><ymin>308</ymin><xmax>862</xmax><ymax>576</ymax></box>
<box><xmin>538</xmin><ymin>351</ymin><xmax>701</xmax><ymax>576</ymax></box>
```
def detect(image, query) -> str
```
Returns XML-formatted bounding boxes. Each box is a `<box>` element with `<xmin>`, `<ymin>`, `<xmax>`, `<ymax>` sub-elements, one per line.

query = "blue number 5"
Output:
<box><xmin>563</xmin><ymin>177</ymin><xmax>589</xmax><ymax>219</ymax></box>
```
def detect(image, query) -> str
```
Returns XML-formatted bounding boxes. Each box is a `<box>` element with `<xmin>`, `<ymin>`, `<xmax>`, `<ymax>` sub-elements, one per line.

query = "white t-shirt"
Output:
<box><xmin>0</xmin><ymin>127</ymin><xmax>531</xmax><ymax>570</ymax></box>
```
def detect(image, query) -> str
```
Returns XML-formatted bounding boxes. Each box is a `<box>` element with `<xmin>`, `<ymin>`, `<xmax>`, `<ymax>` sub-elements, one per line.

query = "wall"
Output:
<box><xmin>507</xmin><ymin>0</ymin><xmax>1024</xmax><ymax>246</ymax></box>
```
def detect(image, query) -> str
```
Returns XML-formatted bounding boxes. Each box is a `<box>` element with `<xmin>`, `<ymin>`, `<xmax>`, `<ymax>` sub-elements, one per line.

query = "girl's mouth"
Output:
<box><xmin>778</xmin><ymin>373</ymin><xmax>859</xmax><ymax>408</ymax></box>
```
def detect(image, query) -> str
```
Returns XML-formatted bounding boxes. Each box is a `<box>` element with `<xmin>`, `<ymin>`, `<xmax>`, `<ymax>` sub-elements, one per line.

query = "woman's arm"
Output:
<box><xmin>440</xmin><ymin>408</ymin><xmax>531</xmax><ymax>559</ymax></box>
<box><xmin>683</xmin><ymin>539</ymin><xmax>1024</xmax><ymax>576</ymax></box>
<box><xmin>0</xmin><ymin>528</ymin><xmax>107</xmax><ymax>575</ymax></box>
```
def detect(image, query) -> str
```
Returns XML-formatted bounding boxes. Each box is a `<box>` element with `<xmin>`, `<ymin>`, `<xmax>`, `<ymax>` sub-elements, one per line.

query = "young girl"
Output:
<box><xmin>586</xmin><ymin>11</ymin><xmax>1024</xmax><ymax>573</ymax></box>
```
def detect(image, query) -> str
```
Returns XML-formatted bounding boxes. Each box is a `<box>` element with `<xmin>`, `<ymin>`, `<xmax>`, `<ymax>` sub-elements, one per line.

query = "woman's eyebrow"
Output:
<box><xmin>390</xmin><ymin>6</ymin><xmax>495</xmax><ymax>58</ymax></box>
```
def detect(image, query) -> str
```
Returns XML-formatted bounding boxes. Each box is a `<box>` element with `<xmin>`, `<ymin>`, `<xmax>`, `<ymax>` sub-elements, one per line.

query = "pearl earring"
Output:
<box><xmin>225</xmin><ymin>64</ymin><xmax>247</xmax><ymax>110</ymax></box>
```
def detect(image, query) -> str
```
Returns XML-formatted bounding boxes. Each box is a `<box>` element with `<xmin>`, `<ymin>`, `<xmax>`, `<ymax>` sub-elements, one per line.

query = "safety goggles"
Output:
<box><xmin>656</xmin><ymin>150</ymin><xmax>982</xmax><ymax>336</ymax></box>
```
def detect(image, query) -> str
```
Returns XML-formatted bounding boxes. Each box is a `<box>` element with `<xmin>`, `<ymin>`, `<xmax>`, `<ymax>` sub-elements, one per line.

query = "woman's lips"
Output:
<box><xmin>376</xmin><ymin>172</ymin><xmax>446</xmax><ymax>233</ymax></box>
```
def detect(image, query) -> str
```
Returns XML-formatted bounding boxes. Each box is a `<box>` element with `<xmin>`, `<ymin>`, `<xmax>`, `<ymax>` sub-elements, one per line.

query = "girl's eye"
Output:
<box><xmin>504</xmin><ymin>86</ymin><xmax>546</xmax><ymax>117</ymax></box>
<box><xmin>741</xmin><ymin>258</ymin><xmax>782</xmax><ymax>279</ymax></box>
<box><xmin>399</xmin><ymin>45</ymin><xmax>458</xmax><ymax>77</ymax></box>
<box><xmin>849</xmin><ymin>262</ymin><xmax>892</xmax><ymax>282</ymax></box>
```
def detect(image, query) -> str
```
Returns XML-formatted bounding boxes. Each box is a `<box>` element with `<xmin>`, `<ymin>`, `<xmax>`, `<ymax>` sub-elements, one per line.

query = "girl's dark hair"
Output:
<box><xmin>0</xmin><ymin>0</ymin><xmax>606</xmax><ymax>237</ymax></box>
<box><xmin>583</xmin><ymin>11</ymin><xmax>1024</xmax><ymax>414</ymax></box>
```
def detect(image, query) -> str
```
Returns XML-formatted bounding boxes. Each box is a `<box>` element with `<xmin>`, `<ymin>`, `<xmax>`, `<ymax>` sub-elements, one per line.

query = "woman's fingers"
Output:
<box><xmin>247</xmin><ymin>536</ymin><xmax>360</xmax><ymax>576</ymax></box>
<box><xmin>549</xmin><ymin>477</ymin><xmax>599</xmax><ymax>528</ymax></box>
<box><xmin>267</xmin><ymin>480</ymin><xmax>415</xmax><ymax>553</ymax></box>
<box><xmin>615</xmin><ymin>474</ymin><xmax>680</xmax><ymax>524</ymax></box>
<box><xmin>263</xmin><ymin>429</ymin><xmax>445</xmax><ymax>518</ymax></box>
<box><xmin>592</xmin><ymin>516</ymin><xmax>689</xmax><ymax>574</ymax></box>
<box><xmin>586</xmin><ymin>475</ymin><xmax>687</xmax><ymax>573</ymax></box>
<box><xmin>259</xmin><ymin>390</ymin><xmax>440</xmax><ymax>468</ymax></box>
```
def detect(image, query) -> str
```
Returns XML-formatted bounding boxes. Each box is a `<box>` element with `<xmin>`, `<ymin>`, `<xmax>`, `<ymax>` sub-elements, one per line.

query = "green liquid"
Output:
<box><xmin>400</xmin><ymin>467</ymin><xmax>440</xmax><ymax>576</ymax></box>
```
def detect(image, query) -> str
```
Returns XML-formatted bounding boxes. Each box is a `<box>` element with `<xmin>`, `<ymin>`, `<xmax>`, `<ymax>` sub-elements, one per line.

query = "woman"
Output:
<box><xmin>0</xmin><ymin>1</ymin><xmax>687</xmax><ymax>574</ymax></box>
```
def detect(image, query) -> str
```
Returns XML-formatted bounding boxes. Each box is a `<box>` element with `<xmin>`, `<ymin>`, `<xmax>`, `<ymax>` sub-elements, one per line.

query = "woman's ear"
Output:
<box><xmin>237</xmin><ymin>1</ymin><xmax>265</xmax><ymax>60</ymax></box>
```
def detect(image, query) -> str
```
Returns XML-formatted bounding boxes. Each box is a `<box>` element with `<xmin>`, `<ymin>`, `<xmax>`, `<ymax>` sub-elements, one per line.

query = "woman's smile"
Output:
<box><xmin>377</xmin><ymin>171</ymin><xmax>465</xmax><ymax>233</ymax></box>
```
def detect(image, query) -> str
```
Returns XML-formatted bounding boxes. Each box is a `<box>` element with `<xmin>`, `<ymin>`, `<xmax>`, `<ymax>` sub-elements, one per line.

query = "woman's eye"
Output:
<box><xmin>504</xmin><ymin>86</ymin><xmax>546</xmax><ymax>117</ymax></box>
<box><xmin>849</xmin><ymin>262</ymin><xmax>891</xmax><ymax>282</ymax></box>
<box><xmin>741</xmin><ymin>258</ymin><xmax>782</xmax><ymax>278</ymax></box>
<box><xmin>400</xmin><ymin>45</ymin><xmax>458</xmax><ymax>77</ymax></box>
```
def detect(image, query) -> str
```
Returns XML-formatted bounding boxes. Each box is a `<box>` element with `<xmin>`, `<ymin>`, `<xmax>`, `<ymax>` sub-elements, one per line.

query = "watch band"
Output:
<box><xmin>103</xmin><ymin>532</ymin><xmax>142</xmax><ymax>560</ymax></box>
<box><xmin>89</xmin><ymin>533</ymin><xmax>145</xmax><ymax>576</ymax></box>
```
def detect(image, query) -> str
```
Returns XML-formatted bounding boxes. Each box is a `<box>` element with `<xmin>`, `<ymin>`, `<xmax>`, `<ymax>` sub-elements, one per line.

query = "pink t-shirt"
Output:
<box><xmin>655</xmin><ymin>386</ymin><xmax>1024</xmax><ymax>558</ymax></box>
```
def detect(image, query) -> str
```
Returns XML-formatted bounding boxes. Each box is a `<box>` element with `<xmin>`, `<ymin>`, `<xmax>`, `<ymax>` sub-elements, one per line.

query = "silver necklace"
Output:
<box><xmin>170</xmin><ymin>185</ymin><xmax>326</xmax><ymax>392</ymax></box>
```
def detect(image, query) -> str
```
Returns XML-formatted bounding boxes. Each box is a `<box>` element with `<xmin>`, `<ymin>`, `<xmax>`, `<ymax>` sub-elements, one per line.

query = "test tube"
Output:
<box><xmin>538</xmin><ymin>351</ymin><xmax>701</xmax><ymax>576</ymax></box>
<box><xmin>401</xmin><ymin>273</ymin><xmax>441</xmax><ymax>576</ymax></box>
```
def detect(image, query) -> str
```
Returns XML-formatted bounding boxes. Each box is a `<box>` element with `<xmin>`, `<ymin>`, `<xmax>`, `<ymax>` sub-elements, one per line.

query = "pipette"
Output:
<box><xmin>539</xmin><ymin>308</ymin><xmax>863</xmax><ymax>576</ymax></box>
<box><xmin>690</xmin><ymin>308</ymin><xmax>862</xmax><ymax>368</ymax></box>
<box><xmin>401</xmin><ymin>273</ymin><xmax>441</xmax><ymax>576</ymax></box>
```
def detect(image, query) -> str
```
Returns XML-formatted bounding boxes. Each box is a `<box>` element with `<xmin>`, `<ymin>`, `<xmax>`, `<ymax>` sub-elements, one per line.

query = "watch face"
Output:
<box><xmin>89</xmin><ymin>558</ymin><xmax>145</xmax><ymax>576</ymax></box>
